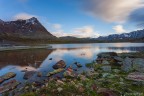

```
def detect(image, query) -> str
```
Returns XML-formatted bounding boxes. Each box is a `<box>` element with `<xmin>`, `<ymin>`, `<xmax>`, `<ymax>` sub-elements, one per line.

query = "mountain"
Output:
<box><xmin>96</xmin><ymin>29</ymin><xmax>144</xmax><ymax>42</ymax></box>
<box><xmin>0</xmin><ymin>17</ymin><xmax>56</xmax><ymax>43</ymax></box>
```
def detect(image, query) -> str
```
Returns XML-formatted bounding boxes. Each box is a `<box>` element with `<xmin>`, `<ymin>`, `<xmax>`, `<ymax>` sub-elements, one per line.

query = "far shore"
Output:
<box><xmin>0</xmin><ymin>45</ymin><xmax>52</xmax><ymax>51</ymax></box>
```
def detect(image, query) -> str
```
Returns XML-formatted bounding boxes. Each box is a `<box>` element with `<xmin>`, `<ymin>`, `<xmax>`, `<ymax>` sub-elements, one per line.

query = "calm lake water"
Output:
<box><xmin>0</xmin><ymin>43</ymin><xmax>144</xmax><ymax>84</ymax></box>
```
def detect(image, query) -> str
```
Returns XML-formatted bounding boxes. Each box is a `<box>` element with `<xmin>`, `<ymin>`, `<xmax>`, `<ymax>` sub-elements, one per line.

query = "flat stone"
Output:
<box><xmin>101</xmin><ymin>66</ymin><xmax>111</xmax><ymax>72</ymax></box>
<box><xmin>127</xmin><ymin>72</ymin><xmax>144</xmax><ymax>82</ymax></box>
<box><xmin>53</xmin><ymin>60</ymin><xmax>66</xmax><ymax>69</ymax></box>
<box><xmin>97</xmin><ymin>88</ymin><xmax>118</xmax><ymax>96</ymax></box>
<box><xmin>113</xmin><ymin>56</ymin><xmax>123</xmax><ymax>62</ymax></box>
<box><xmin>23</xmin><ymin>71</ymin><xmax>36</xmax><ymax>79</ymax></box>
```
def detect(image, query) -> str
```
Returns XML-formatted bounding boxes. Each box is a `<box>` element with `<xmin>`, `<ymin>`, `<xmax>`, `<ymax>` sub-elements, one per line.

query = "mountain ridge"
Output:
<box><xmin>0</xmin><ymin>17</ymin><xmax>56</xmax><ymax>43</ymax></box>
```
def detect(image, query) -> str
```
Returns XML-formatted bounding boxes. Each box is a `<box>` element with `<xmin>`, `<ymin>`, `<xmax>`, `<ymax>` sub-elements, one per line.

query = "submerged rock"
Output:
<box><xmin>23</xmin><ymin>71</ymin><xmax>36</xmax><ymax>79</ymax></box>
<box><xmin>75</xmin><ymin>63</ymin><xmax>83</xmax><ymax>68</ymax></box>
<box><xmin>53</xmin><ymin>60</ymin><xmax>66</xmax><ymax>69</ymax></box>
<box><xmin>47</xmin><ymin>68</ymin><xmax>64</xmax><ymax>77</ymax></box>
<box><xmin>49</xmin><ymin>58</ymin><xmax>52</xmax><ymax>60</ymax></box>
<box><xmin>37</xmin><ymin>72</ymin><xmax>42</xmax><ymax>77</ymax></box>
<box><xmin>0</xmin><ymin>72</ymin><xmax>16</xmax><ymax>84</ymax></box>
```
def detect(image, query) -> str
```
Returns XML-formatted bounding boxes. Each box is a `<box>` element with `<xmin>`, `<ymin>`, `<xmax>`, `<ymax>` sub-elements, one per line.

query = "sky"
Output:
<box><xmin>0</xmin><ymin>0</ymin><xmax>144</xmax><ymax>38</ymax></box>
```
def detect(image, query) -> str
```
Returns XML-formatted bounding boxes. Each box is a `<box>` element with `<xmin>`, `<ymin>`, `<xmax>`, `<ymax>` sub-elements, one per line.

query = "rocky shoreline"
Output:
<box><xmin>0</xmin><ymin>52</ymin><xmax>144</xmax><ymax>96</ymax></box>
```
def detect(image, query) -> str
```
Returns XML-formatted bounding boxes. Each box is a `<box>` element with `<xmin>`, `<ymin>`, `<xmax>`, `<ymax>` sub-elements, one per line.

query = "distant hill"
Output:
<box><xmin>96</xmin><ymin>29</ymin><xmax>144</xmax><ymax>42</ymax></box>
<box><xmin>0</xmin><ymin>17</ymin><xmax>56</xmax><ymax>43</ymax></box>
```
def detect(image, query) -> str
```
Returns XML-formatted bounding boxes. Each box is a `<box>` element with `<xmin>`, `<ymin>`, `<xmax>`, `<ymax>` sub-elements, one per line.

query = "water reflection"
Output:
<box><xmin>0</xmin><ymin>49</ymin><xmax>53</xmax><ymax>69</ymax></box>
<box><xmin>0</xmin><ymin>43</ymin><xmax>144</xmax><ymax>83</ymax></box>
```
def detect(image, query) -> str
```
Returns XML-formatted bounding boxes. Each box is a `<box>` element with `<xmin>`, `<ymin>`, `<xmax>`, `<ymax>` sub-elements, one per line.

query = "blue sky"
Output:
<box><xmin>0</xmin><ymin>0</ymin><xmax>144</xmax><ymax>37</ymax></box>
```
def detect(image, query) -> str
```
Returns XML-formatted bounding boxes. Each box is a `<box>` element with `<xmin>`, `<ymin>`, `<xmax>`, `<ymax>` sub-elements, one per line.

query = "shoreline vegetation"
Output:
<box><xmin>0</xmin><ymin>51</ymin><xmax>144</xmax><ymax>96</ymax></box>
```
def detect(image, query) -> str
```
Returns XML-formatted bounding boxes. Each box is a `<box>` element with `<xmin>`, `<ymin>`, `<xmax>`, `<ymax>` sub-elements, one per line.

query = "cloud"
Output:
<box><xmin>52</xmin><ymin>24</ymin><xmax>62</xmax><ymax>29</ymax></box>
<box><xmin>13</xmin><ymin>13</ymin><xmax>37</xmax><ymax>20</ymax></box>
<box><xmin>73</xmin><ymin>26</ymin><xmax>100</xmax><ymax>38</ymax></box>
<box><xmin>52</xmin><ymin>25</ymin><xmax>100</xmax><ymax>38</ymax></box>
<box><xmin>113</xmin><ymin>25</ymin><xmax>126</xmax><ymax>33</ymax></box>
<box><xmin>128</xmin><ymin>7</ymin><xmax>144</xmax><ymax>24</ymax></box>
<box><xmin>74</xmin><ymin>26</ymin><xmax>93</xmax><ymax>33</ymax></box>
<box><xmin>82</xmin><ymin>0</ymin><xmax>144</xmax><ymax>23</ymax></box>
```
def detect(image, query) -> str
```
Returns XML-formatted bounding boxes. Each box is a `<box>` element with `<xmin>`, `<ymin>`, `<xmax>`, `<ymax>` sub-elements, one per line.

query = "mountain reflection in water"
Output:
<box><xmin>0</xmin><ymin>43</ymin><xmax>144</xmax><ymax>83</ymax></box>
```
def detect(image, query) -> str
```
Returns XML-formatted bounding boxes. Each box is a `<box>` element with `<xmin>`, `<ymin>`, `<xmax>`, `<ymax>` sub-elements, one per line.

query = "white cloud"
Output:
<box><xmin>52</xmin><ymin>25</ymin><xmax>100</xmax><ymax>38</ymax></box>
<box><xmin>52</xmin><ymin>24</ymin><xmax>62</xmax><ymax>29</ymax></box>
<box><xmin>113</xmin><ymin>25</ymin><xmax>126</xmax><ymax>33</ymax></box>
<box><xmin>73</xmin><ymin>26</ymin><xmax>100</xmax><ymax>38</ymax></box>
<box><xmin>13</xmin><ymin>13</ymin><xmax>37</xmax><ymax>20</ymax></box>
<box><xmin>83</xmin><ymin>0</ymin><xmax>144</xmax><ymax>23</ymax></box>
<box><xmin>74</xmin><ymin>26</ymin><xmax>93</xmax><ymax>33</ymax></box>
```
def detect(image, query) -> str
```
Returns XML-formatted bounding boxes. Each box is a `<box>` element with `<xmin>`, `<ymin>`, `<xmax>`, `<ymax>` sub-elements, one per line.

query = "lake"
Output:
<box><xmin>0</xmin><ymin>43</ymin><xmax>144</xmax><ymax>84</ymax></box>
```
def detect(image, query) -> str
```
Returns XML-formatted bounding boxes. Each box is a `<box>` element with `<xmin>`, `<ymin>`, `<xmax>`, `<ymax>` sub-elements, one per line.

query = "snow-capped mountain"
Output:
<box><xmin>97</xmin><ymin>29</ymin><xmax>144</xmax><ymax>41</ymax></box>
<box><xmin>0</xmin><ymin>17</ymin><xmax>56</xmax><ymax>41</ymax></box>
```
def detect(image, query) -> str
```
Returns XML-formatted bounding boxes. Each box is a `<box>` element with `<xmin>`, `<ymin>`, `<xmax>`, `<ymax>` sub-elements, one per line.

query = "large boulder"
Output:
<box><xmin>113</xmin><ymin>56</ymin><xmax>123</xmax><ymax>62</ymax></box>
<box><xmin>133</xmin><ymin>58</ymin><xmax>144</xmax><ymax>72</ymax></box>
<box><xmin>121</xmin><ymin>57</ymin><xmax>132</xmax><ymax>72</ymax></box>
<box><xmin>121</xmin><ymin>57</ymin><xmax>144</xmax><ymax>72</ymax></box>
<box><xmin>97</xmin><ymin>52</ymin><xmax>118</xmax><ymax>58</ymax></box>
<box><xmin>96</xmin><ymin>52</ymin><xmax>117</xmax><ymax>64</ymax></box>
<box><xmin>53</xmin><ymin>60</ymin><xmax>66</xmax><ymax>69</ymax></box>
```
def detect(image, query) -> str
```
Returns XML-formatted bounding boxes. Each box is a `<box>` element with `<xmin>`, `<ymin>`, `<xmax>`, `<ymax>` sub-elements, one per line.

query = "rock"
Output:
<box><xmin>0</xmin><ymin>79</ymin><xmax>20</xmax><ymax>94</ymax></box>
<box><xmin>97</xmin><ymin>88</ymin><xmax>118</xmax><ymax>96</ymax></box>
<box><xmin>113</xmin><ymin>56</ymin><xmax>123</xmax><ymax>62</ymax></box>
<box><xmin>49</xmin><ymin>58</ymin><xmax>52</xmax><ymax>60</ymax></box>
<box><xmin>112</xmin><ymin>69</ymin><xmax>120</xmax><ymax>73</ymax></box>
<box><xmin>121</xmin><ymin>57</ymin><xmax>132</xmax><ymax>72</ymax></box>
<box><xmin>57</xmin><ymin>80</ymin><xmax>64</xmax><ymax>85</ymax></box>
<box><xmin>53</xmin><ymin>60</ymin><xmax>66</xmax><ymax>69</ymax></box>
<box><xmin>57</xmin><ymin>87</ymin><xmax>63</xmax><ymax>92</ymax></box>
<box><xmin>117</xmin><ymin>62</ymin><xmax>123</xmax><ymax>65</ymax></box>
<box><xmin>23</xmin><ymin>71</ymin><xmax>36</xmax><ymax>79</ymax></box>
<box><xmin>133</xmin><ymin>58</ymin><xmax>144</xmax><ymax>72</ymax></box>
<box><xmin>97</xmin><ymin>52</ymin><xmax>118</xmax><ymax>58</ymax></box>
<box><xmin>37</xmin><ymin>72</ymin><xmax>42</xmax><ymax>77</ymax></box>
<box><xmin>102</xmin><ymin>60</ymin><xmax>110</xmax><ymax>65</ymax></box>
<box><xmin>96</xmin><ymin>52</ymin><xmax>117</xmax><ymax>64</ymax></box>
<box><xmin>63</xmin><ymin>67</ymin><xmax>74</xmax><ymax>78</ymax></box>
<box><xmin>47</xmin><ymin>68</ymin><xmax>64</xmax><ymax>77</ymax></box>
<box><xmin>0</xmin><ymin>72</ymin><xmax>16</xmax><ymax>84</ymax></box>
<box><xmin>78</xmin><ymin>86</ymin><xmax>85</xmax><ymax>93</ymax></box>
<box><xmin>127</xmin><ymin>72</ymin><xmax>144</xmax><ymax>82</ymax></box>
<box><xmin>75</xmin><ymin>63</ymin><xmax>83</xmax><ymax>68</ymax></box>
<box><xmin>21</xmin><ymin>70</ymin><xmax>27</xmax><ymax>72</ymax></box>
<box><xmin>101</xmin><ymin>66</ymin><xmax>111</xmax><ymax>72</ymax></box>
<box><xmin>102</xmin><ymin>73</ymin><xmax>110</xmax><ymax>78</ymax></box>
